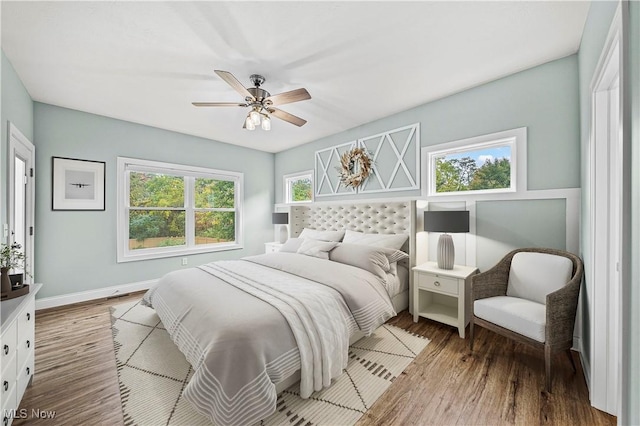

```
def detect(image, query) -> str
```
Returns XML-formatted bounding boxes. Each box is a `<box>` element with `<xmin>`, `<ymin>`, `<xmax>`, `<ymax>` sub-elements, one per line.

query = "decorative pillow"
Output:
<box><xmin>342</xmin><ymin>229</ymin><xmax>408</xmax><ymax>250</ymax></box>
<box><xmin>385</xmin><ymin>248</ymin><xmax>409</xmax><ymax>264</ymax></box>
<box><xmin>299</xmin><ymin>228</ymin><xmax>345</xmax><ymax>242</ymax></box>
<box><xmin>506</xmin><ymin>252</ymin><xmax>573</xmax><ymax>305</ymax></box>
<box><xmin>279</xmin><ymin>237</ymin><xmax>304</xmax><ymax>253</ymax></box>
<box><xmin>330</xmin><ymin>242</ymin><xmax>409</xmax><ymax>280</ymax></box>
<box><xmin>296</xmin><ymin>239</ymin><xmax>338</xmax><ymax>260</ymax></box>
<box><xmin>329</xmin><ymin>243</ymin><xmax>391</xmax><ymax>280</ymax></box>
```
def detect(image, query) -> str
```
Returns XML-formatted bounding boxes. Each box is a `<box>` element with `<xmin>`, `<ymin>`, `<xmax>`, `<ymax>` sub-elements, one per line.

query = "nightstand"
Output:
<box><xmin>264</xmin><ymin>242</ymin><xmax>283</xmax><ymax>253</ymax></box>
<box><xmin>412</xmin><ymin>262</ymin><xmax>478</xmax><ymax>338</ymax></box>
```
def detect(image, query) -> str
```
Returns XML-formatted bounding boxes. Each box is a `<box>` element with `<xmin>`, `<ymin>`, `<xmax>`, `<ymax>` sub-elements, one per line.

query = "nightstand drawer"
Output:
<box><xmin>418</xmin><ymin>273</ymin><xmax>458</xmax><ymax>295</ymax></box>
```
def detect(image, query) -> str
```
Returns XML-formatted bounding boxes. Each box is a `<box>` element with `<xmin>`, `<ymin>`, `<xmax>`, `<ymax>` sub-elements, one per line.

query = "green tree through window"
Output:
<box><xmin>285</xmin><ymin>173</ymin><xmax>313</xmax><ymax>203</ymax></box>
<box><xmin>291</xmin><ymin>178</ymin><xmax>312</xmax><ymax>202</ymax></box>
<box><xmin>127</xmin><ymin>172</ymin><xmax>237</xmax><ymax>250</ymax></box>
<box><xmin>435</xmin><ymin>155</ymin><xmax>511</xmax><ymax>193</ymax></box>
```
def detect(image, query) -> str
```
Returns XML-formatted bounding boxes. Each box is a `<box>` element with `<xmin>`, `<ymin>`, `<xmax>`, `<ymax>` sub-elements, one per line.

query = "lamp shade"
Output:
<box><xmin>423</xmin><ymin>210</ymin><xmax>469</xmax><ymax>233</ymax></box>
<box><xmin>272</xmin><ymin>212</ymin><xmax>289</xmax><ymax>225</ymax></box>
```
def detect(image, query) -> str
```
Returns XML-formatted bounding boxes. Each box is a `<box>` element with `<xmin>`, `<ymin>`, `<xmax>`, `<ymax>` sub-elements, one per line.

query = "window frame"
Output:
<box><xmin>283</xmin><ymin>170</ymin><xmax>314</xmax><ymax>204</ymax></box>
<box><xmin>424</xmin><ymin>127</ymin><xmax>527</xmax><ymax>198</ymax></box>
<box><xmin>117</xmin><ymin>157</ymin><xmax>243</xmax><ymax>263</ymax></box>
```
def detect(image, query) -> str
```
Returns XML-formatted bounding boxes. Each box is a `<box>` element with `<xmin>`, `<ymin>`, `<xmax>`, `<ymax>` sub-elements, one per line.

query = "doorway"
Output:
<box><xmin>588</xmin><ymin>8</ymin><xmax>622</xmax><ymax>416</ymax></box>
<box><xmin>7</xmin><ymin>122</ymin><xmax>35</xmax><ymax>283</ymax></box>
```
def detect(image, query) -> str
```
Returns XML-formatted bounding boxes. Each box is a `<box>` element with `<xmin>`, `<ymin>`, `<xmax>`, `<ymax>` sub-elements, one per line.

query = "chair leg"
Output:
<box><xmin>566</xmin><ymin>349</ymin><xmax>577</xmax><ymax>373</ymax></box>
<box><xmin>469</xmin><ymin>316</ymin><xmax>475</xmax><ymax>351</ymax></box>
<box><xmin>545</xmin><ymin>344</ymin><xmax>552</xmax><ymax>393</ymax></box>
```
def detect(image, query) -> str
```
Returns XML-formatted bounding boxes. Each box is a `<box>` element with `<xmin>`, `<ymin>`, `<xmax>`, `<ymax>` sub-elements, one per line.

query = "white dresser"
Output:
<box><xmin>1</xmin><ymin>284</ymin><xmax>41</xmax><ymax>426</ymax></box>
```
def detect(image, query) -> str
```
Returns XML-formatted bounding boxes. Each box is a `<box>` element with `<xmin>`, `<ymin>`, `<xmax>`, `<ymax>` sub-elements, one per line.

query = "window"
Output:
<box><xmin>425</xmin><ymin>128</ymin><xmax>526</xmax><ymax>197</ymax></box>
<box><xmin>284</xmin><ymin>171</ymin><xmax>313</xmax><ymax>204</ymax></box>
<box><xmin>117</xmin><ymin>157</ymin><xmax>243</xmax><ymax>262</ymax></box>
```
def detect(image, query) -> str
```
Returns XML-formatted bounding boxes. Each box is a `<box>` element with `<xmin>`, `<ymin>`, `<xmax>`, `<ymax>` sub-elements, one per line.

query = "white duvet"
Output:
<box><xmin>143</xmin><ymin>252</ymin><xmax>396</xmax><ymax>425</ymax></box>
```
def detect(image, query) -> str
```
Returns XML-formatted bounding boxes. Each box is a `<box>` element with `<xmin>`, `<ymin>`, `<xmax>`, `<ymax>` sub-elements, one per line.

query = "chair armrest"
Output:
<box><xmin>472</xmin><ymin>264</ymin><xmax>509</xmax><ymax>301</ymax></box>
<box><xmin>545</xmin><ymin>275</ymin><xmax>581</xmax><ymax>348</ymax></box>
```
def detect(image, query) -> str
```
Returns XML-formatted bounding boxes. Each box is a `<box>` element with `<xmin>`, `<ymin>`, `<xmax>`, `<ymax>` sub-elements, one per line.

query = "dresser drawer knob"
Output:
<box><xmin>434</xmin><ymin>281</ymin><xmax>441</xmax><ymax>286</ymax></box>
<box><xmin>27</xmin><ymin>312</ymin><xmax>31</xmax><ymax>321</ymax></box>
<box><xmin>26</xmin><ymin>366</ymin><xmax>30</xmax><ymax>376</ymax></box>
<box><xmin>3</xmin><ymin>381</ymin><xmax>7</xmax><ymax>391</ymax></box>
<box><xmin>26</xmin><ymin>340</ymin><xmax>31</xmax><ymax>349</ymax></box>
<box><xmin>3</xmin><ymin>345</ymin><xmax>8</xmax><ymax>355</ymax></box>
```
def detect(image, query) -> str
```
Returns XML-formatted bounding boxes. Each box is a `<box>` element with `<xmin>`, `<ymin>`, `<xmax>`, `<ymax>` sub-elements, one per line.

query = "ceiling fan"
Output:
<box><xmin>192</xmin><ymin>70</ymin><xmax>311</xmax><ymax>131</ymax></box>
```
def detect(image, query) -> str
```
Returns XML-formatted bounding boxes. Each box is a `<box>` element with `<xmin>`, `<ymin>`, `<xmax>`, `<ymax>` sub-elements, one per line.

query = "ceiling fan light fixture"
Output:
<box><xmin>249</xmin><ymin>109</ymin><xmax>261</xmax><ymax>126</ymax></box>
<box><xmin>245</xmin><ymin>115</ymin><xmax>256</xmax><ymax>131</ymax></box>
<box><xmin>195</xmin><ymin>71</ymin><xmax>311</xmax><ymax>130</ymax></box>
<box><xmin>261</xmin><ymin>115</ymin><xmax>271</xmax><ymax>131</ymax></box>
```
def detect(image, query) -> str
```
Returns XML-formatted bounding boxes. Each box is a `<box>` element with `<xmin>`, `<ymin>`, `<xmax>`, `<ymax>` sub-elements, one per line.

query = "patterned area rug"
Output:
<box><xmin>110</xmin><ymin>300</ymin><xmax>429</xmax><ymax>426</ymax></box>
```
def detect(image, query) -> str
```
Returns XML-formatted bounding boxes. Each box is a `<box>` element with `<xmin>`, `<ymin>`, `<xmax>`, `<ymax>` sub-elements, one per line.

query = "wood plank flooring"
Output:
<box><xmin>14</xmin><ymin>293</ymin><xmax>614</xmax><ymax>425</ymax></box>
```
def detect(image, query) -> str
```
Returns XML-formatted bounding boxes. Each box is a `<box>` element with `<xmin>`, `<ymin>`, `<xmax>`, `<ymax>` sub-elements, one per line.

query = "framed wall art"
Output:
<box><xmin>52</xmin><ymin>157</ymin><xmax>106</xmax><ymax>211</ymax></box>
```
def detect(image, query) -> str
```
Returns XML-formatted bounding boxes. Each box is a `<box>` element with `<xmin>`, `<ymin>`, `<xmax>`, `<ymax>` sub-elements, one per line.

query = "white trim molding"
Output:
<box><xmin>314</xmin><ymin>123</ymin><xmax>420</xmax><ymax>197</ymax></box>
<box><xmin>422</xmin><ymin>127</ymin><xmax>527</xmax><ymax>199</ymax></box>
<box><xmin>116</xmin><ymin>157</ymin><xmax>244</xmax><ymax>263</ymax></box>
<box><xmin>283</xmin><ymin>170</ymin><xmax>314</xmax><ymax>204</ymax></box>
<box><xmin>35</xmin><ymin>279</ymin><xmax>157</xmax><ymax>310</ymax></box>
<box><xmin>586</xmin><ymin>3</ymin><xmax>624</xmax><ymax>416</ymax></box>
<box><xmin>314</xmin><ymin>141</ymin><xmax>357</xmax><ymax>197</ymax></box>
<box><xmin>359</xmin><ymin>123</ymin><xmax>420</xmax><ymax>194</ymax></box>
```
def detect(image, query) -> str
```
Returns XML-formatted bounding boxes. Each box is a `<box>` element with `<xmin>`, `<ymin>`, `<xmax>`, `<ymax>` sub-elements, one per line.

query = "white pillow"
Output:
<box><xmin>329</xmin><ymin>243</ymin><xmax>409</xmax><ymax>279</ymax></box>
<box><xmin>506</xmin><ymin>252</ymin><xmax>573</xmax><ymax>305</ymax></box>
<box><xmin>296</xmin><ymin>239</ymin><xmax>338</xmax><ymax>260</ymax></box>
<box><xmin>299</xmin><ymin>228</ymin><xmax>345</xmax><ymax>242</ymax></box>
<box><xmin>342</xmin><ymin>229</ymin><xmax>408</xmax><ymax>250</ymax></box>
<box><xmin>329</xmin><ymin>243</ymin><xmax>390</xmax><ymax>279</ymax></box>
<box><xmin>279</xmin><ymin>237</ymin><xmax>304</xmax><ymax>253</ymax></box>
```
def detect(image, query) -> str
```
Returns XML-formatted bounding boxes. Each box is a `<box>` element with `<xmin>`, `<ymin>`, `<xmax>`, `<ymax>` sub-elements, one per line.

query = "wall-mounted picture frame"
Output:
<box><xmin>52</xmin><ymin>157</ymin><xmax>106</xmax><ymax>211</ymax></box>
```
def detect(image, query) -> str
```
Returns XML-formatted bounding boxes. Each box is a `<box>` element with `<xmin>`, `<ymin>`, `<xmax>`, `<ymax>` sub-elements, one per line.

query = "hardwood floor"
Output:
<box><xmin>15</xmin><ymin>293</ymin><xmax>614</xmax><ymax>425</ymax></box>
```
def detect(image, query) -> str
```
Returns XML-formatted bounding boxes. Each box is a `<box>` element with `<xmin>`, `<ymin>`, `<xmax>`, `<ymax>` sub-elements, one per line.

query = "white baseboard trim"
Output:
<box><xmin>35</xmin><ymin>279</ymin><xmax>157</xmax><ymax>311</ymax></box>
<box><xmin>576</xmin><ymin>336</ymin><xmax>592</xmax><ymax>393</ymax></box>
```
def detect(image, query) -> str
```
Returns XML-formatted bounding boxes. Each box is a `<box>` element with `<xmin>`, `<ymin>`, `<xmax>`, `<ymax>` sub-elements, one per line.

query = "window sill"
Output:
<box><xmin>117</xmin><ymin>243</ymin><xmax>243</xmax><ymax>263</ymax></box>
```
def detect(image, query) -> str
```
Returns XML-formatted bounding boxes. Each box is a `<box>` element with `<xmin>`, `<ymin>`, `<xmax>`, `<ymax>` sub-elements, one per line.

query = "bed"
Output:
<box><xmin>142</xmin><ymin>201</ymin><xmax>416</xmax><ymax>425</ymax></box>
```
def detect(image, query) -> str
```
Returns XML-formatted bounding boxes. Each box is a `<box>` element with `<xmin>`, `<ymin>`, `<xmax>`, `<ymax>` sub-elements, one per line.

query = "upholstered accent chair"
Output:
<box><xmin>469</xmin><ymin>248</ymin><xmax>584</xmax><ymax>392</ymax></box>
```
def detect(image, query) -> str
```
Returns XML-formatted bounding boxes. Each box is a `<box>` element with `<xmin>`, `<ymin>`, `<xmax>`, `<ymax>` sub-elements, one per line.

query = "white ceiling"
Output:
<box><xmin>1</xmin><ymin>1</ymin><xmax>590</xmax><ymax>153</ymax></box>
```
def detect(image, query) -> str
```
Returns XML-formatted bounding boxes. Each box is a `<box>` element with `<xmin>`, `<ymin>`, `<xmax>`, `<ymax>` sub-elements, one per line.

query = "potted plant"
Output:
<box><xmin>1</xmin><ymin>242</ymin><xmax>27</xmax><ymax>294</ymax></box>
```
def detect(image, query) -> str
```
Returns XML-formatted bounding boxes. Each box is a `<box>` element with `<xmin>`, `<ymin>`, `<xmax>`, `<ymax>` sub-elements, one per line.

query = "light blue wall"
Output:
<box><xmin>576</xmin><ymin>0</ymin><xmax>619</xmax><ymax>390</ymax></box>
<box><xmin>1</xmin><ymin>50</ymin><xmax>34</xmax><ymax>234</ymax></box>
<box><xmin>275</xmin><ymin>54</ymin><xmax>580</xmax><ymax>203</ymax></box>
<box><xmin>33</xmin><ymin>103</ymin><xmax>274</xmax><ymax>299</ymax></box>
<box><xmin>475</xmin><ymin>199</ymin><xmax>566</xmax><ymax>271</ymax></box>
<box><xmin>276</xmin><ymin>54</ymin><xmax>579</xmax><ymax>271</ymax></box>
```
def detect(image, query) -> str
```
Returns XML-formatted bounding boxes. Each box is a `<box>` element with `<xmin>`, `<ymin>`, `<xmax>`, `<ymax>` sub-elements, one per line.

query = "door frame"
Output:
<box><xmin>587</xmin><ymin>4</ymin><xmax>626</xmax><ymax>416</ymax></box>
<box><xmin>7</xmin><ymin>122</ymin><xmax>35</xmax><ymax>283</ymax></box>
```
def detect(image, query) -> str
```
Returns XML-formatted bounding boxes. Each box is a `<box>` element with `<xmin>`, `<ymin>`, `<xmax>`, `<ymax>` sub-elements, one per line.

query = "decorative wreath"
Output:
<box><xmin>336</xmin><ymin>147</ymin><xmax>373</xmax><ymax>188</ymax></box>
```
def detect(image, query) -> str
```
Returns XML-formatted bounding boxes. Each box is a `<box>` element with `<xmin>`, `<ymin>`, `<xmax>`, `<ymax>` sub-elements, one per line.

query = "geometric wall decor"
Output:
<box><xmin>314</xmin><ymin>141</ymin><xmax>357</xmax><ymax>197</ymax></box>
<box><xmin>314</xmin><ymin>123</ymin><xmax>420</xmax><ymax>197</ymax></box>
<box><xmin>359</xmin><ymin>123</ymin><xmax>420</xmax><ymax>194</ymax></box>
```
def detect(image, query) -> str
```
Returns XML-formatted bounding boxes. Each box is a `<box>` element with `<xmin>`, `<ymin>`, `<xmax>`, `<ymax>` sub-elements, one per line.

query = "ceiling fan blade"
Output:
<box><xmin>192</xmin><ymin>102</ymin><xmax>247</xmax><ymax>107</ymax></box>
<box><xmin>265</xmin><ymin>88</ymin><xmax>311</xmax><ymax>107</ymax></box>
<box><xmin>268</xmin><ymin>108</ymin><xmax>307</xmax><ymax>127</ymax></box>
<box><xmin>214</xmin><ymin>70</ymin><xmax>255</xmax><ymax>101</ymax></box>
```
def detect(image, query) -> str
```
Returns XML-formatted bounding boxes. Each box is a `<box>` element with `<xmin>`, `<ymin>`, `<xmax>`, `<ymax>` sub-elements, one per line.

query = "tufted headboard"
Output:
<box><xmin>289</xmin><ymin>200</ymin><xmax>416</xmax><ymax>269</ymax></box>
